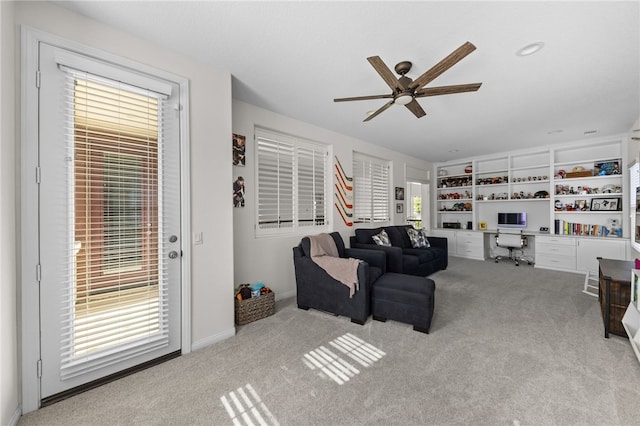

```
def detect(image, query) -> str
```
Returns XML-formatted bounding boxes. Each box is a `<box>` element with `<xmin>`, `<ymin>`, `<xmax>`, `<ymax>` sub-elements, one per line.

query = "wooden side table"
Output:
<box><xmin>598</xmin><ymin>257</ymin><xmax>633</xmax><ymax>338</ymax></box>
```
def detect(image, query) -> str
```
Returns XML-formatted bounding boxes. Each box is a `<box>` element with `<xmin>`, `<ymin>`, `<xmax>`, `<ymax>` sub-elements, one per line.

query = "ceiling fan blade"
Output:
<box><xmin>367</xmin><ymin>56</ymin><xmax>402</xmax><ymax>91</ymax></box>
<box><xmin>404</xmin><ymin>99</ymin><xmax>426</xmax><ymax>118</ymax></box>
<box><xmin>334</xmin><ymin>94</ymin><xmax>394</xmax><ymax>102</ymax></box>
<box><xmin>409</xmin><ymin>42</ymin><xmax>477</xmax><ymax>90</ymax></box>
<box><xmin>415</xmin><ymin>83</ymin><xmax>482</xmax><ymax>98</ymax></box>
<box><xmin>363</xmin><ymin>100</ymin><xmax>394</xmax><ymax>122</ymax></box>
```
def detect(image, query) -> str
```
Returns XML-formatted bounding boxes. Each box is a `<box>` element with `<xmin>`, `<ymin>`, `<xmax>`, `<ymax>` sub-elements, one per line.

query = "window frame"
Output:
<box><xmin>255</xmin><ymin>128</ymin><xmax>331</xmax><ymax>237</ymax></box>
<box><xmin>352</xmin><ymin>152</ymin><xmax>391</xmax><ymax>224</ymax></box>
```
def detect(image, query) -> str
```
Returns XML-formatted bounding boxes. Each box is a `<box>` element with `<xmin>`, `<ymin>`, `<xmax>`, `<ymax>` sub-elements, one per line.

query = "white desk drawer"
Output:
<box><xmin>536</xmin><ymin>244</ymin><xmax>575</xmax><ymax>257</ymax></box>
<box><xmin>536</xmin><ymin>236</ymin><xmax>576</xmax><ymax>246</ymax></box>
<box><xmin>536</xmin><ymin>253</ymin><xmax>576</xmax><ymax>270</ymax></box>
<box><xmin>456</xmin><ymin>231</ymin><xmax>481</xmax><ymax>240</ymax></box>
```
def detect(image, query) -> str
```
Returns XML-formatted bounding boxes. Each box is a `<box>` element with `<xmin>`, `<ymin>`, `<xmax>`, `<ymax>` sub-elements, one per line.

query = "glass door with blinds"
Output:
<box><xmin>36</xmin><ymin>43</ymin><xmax>182</xmax><ymax>401</ymax></box>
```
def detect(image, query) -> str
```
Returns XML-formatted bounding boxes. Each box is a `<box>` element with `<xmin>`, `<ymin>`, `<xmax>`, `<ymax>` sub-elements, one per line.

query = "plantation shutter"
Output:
<box><xmin>297</xmin><ymin>145</ymin><xmax>327</xmax><ymax>228</ymax></box>
<box><xmin>256</xmin><ymin>133</ymin><xmax>295</xmax><ymax>230</ymax></box>
<box><xmin>353</xmin><ymin>153</ymin><xmax>390</xmax><ymax>223</ymax></box>
<box><xmin>59</xmin><ymin>66</ymin><xmax>172</xmax><ymax>379</ymax></box>
<box><xmin>256</xmin><ymin>129</ymin><xmax>328</xmax><ymax>234</ymax></box>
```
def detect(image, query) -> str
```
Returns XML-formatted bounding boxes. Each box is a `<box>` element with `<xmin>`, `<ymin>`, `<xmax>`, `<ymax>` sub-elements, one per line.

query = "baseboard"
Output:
<box><xmin>191</xmin><ymin>327</ymin><xmax>236</xmax><ymax>351</ymax></box>
<box><xmin>276</xmin><ymin>289</ymin><xmax>296</xmax><ymax>300</ymax></box>
<box><xmin>8</xmin><ymin>404</ymin><xmax>22</xmax><ymax>426</ymax></box>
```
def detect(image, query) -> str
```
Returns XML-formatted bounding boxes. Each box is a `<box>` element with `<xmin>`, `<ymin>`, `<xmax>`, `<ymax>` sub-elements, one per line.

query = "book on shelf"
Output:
<box><xmin>554</xmin><ymin>219</ymin><xmax>611</xmax><ymax>237</ymax></box>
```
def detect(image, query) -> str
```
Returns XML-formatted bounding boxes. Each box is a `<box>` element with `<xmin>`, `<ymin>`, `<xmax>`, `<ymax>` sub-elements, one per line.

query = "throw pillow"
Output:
<box><xmin>407</xmin><ymin>227</ymin><xmax>430</xmax><ymax>248</ymax></box>
<box><xmin>371</xmin><ymin>229</ymin><xmax>392</xmax><ymax>247</ymax></box>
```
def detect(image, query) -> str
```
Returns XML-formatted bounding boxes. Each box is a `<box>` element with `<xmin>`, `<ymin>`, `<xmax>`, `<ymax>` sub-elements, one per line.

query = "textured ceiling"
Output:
<box><xmin>55</xmin><ymin>1</ymin><xmax>640</xmax><ymax>162</ymax></box>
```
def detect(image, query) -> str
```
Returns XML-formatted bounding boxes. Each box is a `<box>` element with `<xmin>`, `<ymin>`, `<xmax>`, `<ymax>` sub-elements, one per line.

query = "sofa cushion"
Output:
<box><xmin>372</xmin><ymin>229</ymin><xmax>392</xmax><ymax>247</ymax></box>
<box><xmin>354</xmin><ymin>227</ymin><xmax>382</xmax><ymax>244</ymax></box>
<box><xmin>385</xmin><ymin>226</ymin><xmax>411</xmax><ymax>248</ymax></box>
<box><xmin>368</xmin><ymin>266</ymin><xmax>383</xmax><ymax>285</ymax></box>
<box><xmin>403</xmin><ymin>248</ymin><xmax>437</xmax><ymax>262</ymax></box>
<box><xmin>406</xmin><ymin>227</ymin><xmax>430</xmax><ymax>248</ymax></box>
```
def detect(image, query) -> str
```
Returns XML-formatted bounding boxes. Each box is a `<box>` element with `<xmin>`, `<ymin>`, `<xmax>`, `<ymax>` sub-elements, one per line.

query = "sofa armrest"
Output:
<box><xmin>350</xmin><ymin>242</ymin><xmax>404</xmax><ymax>273</ymax></box>
<box><xmin>427</xmin><ymin>236</ymin><xmax>448</xmax><ymax>269</ymax></box>
<box><xmin>345</xmin><ymin>247</ymin><xmax>387</xmax><ymax>273</ymax></box>
<box><xmin>427</xmin><ymin>236</ymin><xmax>447</xmax><ymax>251</ymax></box>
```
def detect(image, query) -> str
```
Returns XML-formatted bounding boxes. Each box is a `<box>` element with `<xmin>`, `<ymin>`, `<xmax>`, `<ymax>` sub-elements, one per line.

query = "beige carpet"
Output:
<box><xmin>19</xmin><ymin>256</ymin><xmax>640</xmax><ymax>425</ymax></box>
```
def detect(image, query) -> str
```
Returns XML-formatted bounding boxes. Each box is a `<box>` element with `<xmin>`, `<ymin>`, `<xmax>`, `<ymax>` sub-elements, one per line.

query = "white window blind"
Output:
<box><xmin>353</xmin><ymin>152</ymin><xmax>390</xmax><ymax>223</ymax></box>
<box><xmin>60</xmin><ymin>68</ymin><xmax>170</xmax><ymax>379</ymax></box>
<box><xmin>256</xmin><ymin>129</ymin><xmax>328</xmax><ymax>235</ymax></box>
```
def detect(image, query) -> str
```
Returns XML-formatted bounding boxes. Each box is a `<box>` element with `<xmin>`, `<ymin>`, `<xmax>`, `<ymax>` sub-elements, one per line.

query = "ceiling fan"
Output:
<box><xmin>334</xmin><ymin>41</ymin><xmax>482</xmax><ymax>122</ymax></box>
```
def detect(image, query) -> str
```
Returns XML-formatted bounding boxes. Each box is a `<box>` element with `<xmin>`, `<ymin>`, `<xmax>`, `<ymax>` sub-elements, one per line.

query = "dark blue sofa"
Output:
<box><xmin>350</xmin><ymin>225</ymin><xmax>448</xmax><ymax>277</ymax></box>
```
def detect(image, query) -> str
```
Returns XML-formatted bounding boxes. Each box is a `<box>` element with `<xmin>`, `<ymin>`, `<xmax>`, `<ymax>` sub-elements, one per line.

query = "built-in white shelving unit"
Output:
<box><xmin>434</xmin><ymin>138</ymin><xmax>627</xmax><ymax>237</ymax></box>
<box><xmin>432</xmin><ymin>137</ymin><xmax>630</xmax><ymax>268</ymax></box>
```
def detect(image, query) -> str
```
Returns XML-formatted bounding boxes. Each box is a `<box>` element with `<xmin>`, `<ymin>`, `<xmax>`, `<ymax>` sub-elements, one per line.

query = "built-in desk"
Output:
<box><xmin>483</xmin><ymin>229</ymin><xmax>540</xmax><ymax>264</ymax></box>
<box><xmin>428</xmin><ymin>229</ymin><xmax>628</xmax><ymax>276</ymax></box>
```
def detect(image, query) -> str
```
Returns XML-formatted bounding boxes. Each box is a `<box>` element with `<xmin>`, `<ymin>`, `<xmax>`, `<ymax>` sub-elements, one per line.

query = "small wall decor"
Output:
<box><xmin>478</xmin><ymin>221</ymin><xmax>487</xmax><ymax>230</ymax></box>
<box><xmin>233</xmin><ymin>133</ymin><xmax>246</xmax><ymax>166</ymax></box>
<box><xmin>396</xmin><ymin>203</ymin><xmax>404</xmax><ymax>214</ymax></box>
<box><xmin>590</xmin><ymin>197</ymin><xmax>620</xmax><ymax>211</ymax></box>
<box><xmin>395</xmin><ymin>187</ymin><xmax>405</xmax><ymax>200</ymax></box>
<box><xmin>334</xmin><ymin>156</ymin><xmax>353</xmax><ymax>226</ymax></box>
<box><xmin>594</xmin><ymin>160</ymin><xmax>621</xmax><ymax>176</ymax></box>
<box><xmin>233</xmin><ymin>176</ymin><xmax>245</xmax><ymax>207</ymax></box>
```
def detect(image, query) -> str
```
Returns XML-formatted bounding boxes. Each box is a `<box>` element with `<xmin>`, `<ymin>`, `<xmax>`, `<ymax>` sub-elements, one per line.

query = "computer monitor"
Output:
<box><xmin>498</xmin><ymin>212</ymin><xmax>527</xmax><ymax>229</ymax></box>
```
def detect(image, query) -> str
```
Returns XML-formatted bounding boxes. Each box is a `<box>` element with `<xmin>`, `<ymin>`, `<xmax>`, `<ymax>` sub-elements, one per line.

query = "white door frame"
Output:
<box><xmin>20</xmin><ymin>26</ymin><xmax>192</xmax><ymax>413</ymax></box>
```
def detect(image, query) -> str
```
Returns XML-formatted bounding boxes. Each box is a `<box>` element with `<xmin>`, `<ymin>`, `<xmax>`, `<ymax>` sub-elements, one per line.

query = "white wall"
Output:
<box><xmin>10</xmin><ymin>0</ymin><xmax>234</xmax><ymax>414</ymax></box>
<box><xmin>232</xmin><ymin>100</ymin><xmax>432</xmax><ymax>298</ymax></box>
<box><xmin>1</xmin><ymin>2</ymin><xmax>19</xmax><ymax>425</ymax></box>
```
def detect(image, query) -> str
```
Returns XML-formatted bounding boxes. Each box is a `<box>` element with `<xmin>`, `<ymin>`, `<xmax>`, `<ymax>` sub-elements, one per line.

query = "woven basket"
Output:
<box><xmin>234</xmin><ymin>291</ymin><xmax>275</xmax><ymax>326</ymax></box>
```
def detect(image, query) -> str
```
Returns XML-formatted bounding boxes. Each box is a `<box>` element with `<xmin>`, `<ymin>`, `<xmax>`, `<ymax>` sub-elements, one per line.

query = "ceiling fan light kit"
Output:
<box><xmin>516</xmin><ymin>41</ymin><xmax>545</xmax><ymax>56</ymax></box>
<box><xmin>394</xmin><ymin>93</ymin><xmax>414</xmax><ymax>106</ymax></box>
<box><xmin>334</xmin><ymin>41</ymin><xmax>482</xmax><ymax>122</ymax></box>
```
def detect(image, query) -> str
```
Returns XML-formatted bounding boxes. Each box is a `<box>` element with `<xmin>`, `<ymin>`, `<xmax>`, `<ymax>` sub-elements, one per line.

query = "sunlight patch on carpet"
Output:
<box><xmin>220</xmin><ymin>384</ymin><xmax>279</xmax><ymax>426</ymax></box>
<box><xmin>303</xmin><ymin>333</ymin><xmax>385</xmax><ymax>385</ymax></box>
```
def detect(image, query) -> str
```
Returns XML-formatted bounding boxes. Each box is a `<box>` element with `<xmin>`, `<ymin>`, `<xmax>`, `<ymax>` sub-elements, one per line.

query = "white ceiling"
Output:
<box><xmin>54</xmin><ymin>1</ymin><xmax>640</xmax><ymax>162</ymax></box>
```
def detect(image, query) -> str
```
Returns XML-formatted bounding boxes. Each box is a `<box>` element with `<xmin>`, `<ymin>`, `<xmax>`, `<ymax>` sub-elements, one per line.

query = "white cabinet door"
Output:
<box><xmin>430</xmin><ymin>230</ymin><xmax>457</xmax><ymax>255</ymax></box>
<box><xmin>576</xmin><ymin>238</ymin><xmax>628</xmax><ymax>276</ymax></box>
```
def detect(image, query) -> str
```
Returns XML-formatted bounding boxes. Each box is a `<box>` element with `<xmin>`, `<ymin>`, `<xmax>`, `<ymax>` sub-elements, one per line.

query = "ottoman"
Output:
<box><xmin>371</xmin><ymin>272</ymin><xmax>435</xmax><ymax>333</ymax></box>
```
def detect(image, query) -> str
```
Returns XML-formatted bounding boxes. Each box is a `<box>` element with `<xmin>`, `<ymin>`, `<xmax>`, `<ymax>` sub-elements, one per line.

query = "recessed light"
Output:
<box><xmin>584</xmin><ymin>130</ymin><xmax>599</xmax><ymax>135</ymax></box>
<box><xmin>516</xmin><ymin>41</ymin><xmax>544</xmax><ymax>57</ymax></box>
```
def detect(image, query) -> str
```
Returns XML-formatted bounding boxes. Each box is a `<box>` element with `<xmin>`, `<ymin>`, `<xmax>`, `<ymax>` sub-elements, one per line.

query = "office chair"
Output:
<box><xmin>494</xmin><ymin>229</ymin><xmax>529</xmax><ymax>266</ymax></box>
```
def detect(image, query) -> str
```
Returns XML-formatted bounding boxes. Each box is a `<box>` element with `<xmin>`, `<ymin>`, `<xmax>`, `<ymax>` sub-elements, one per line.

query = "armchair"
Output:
<box><xmin>293</xmin><ymin>232</ymin><xmax>386</xmax><ymax>324</ymax></box>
